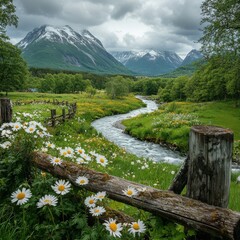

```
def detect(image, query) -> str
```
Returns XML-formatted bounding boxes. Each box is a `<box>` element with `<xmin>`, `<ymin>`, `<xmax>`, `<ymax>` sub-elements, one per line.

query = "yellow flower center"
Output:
<box><xmin>94</xmin><ymin>209</ymin><xmax>100</xmax><ymax>213</ymax></box>
<box><xmin>133</xmin><ymin>223</ymin><xmax>140</xmax><ymax>230</ymax></box>
<box><xmin>67</xmin><ymin>150</ymin><xmax>71</xmax><ymax>154</ymax></box>
<box><xmin>80</xmin><ymin>180</ymin><xmax>85</xmax><ymax>184</ymax></box>
<box><xmin>58</xmin><ymin>185</ymin><xmax>65</xmax><ymax>191</ymax></box>
<box><xmin>29</xmin><ymin>127</ymin><xmax>34</xmax><ymax>131</ymax></box>
<box><xmin>89</xmin><ymin>199</ymin><xmax>94</xmax><ymax>204</ymax></box>
<box><xmin>127</xmin><ymin>190</ymin><xmax>133</xmax><ymax>195</ymax></box>
<box><xmin>55</xmin><ymin>158</ymin><xmax>60</xmax><ymax>163</ymax></box>
<box><xmin>100</xmin><ymin>158</ymin><xmax>105</xmax><ymax>163</ymax></box>
<box><xmin>63</xmin><ymin>152</ymin><xmax>67</xmax><ymax>156</ymax></box>
<box><xmin>44</xmin><ymin>199</ymin><xmax>52</xmax><ymax>204</ymax></box>
<box><xmin>78</xmin><ymin>149</ymin><xmax>83</xmax><ymax>154</ymax></box>
<box><xmin>15</xmin><ymin>125</ymin><xmax>19</xmax><ymax>129</ymax></box>
<box><xmin>109</xmin><ymin>222</ymin><xmax>117</xmax><ymax>232</ymax></box>
<box><xmin>17</xmin><ymin>192</ymin><xmax>25</xmax><ymax>200</ymax></box>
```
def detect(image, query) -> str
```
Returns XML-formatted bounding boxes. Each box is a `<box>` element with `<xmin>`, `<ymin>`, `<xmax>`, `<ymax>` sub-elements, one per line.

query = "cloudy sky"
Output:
<box><xmin>7</xmin><ymin>0</ymin><xmax>203</xmax><ymax>58</ymax></box>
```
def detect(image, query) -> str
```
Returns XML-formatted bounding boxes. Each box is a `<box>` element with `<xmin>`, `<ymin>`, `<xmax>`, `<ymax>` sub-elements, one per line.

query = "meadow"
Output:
<box><xmin>1</xmin><ymin>92</ymin><xmax>240</xmax><ymax>239</ymax></box>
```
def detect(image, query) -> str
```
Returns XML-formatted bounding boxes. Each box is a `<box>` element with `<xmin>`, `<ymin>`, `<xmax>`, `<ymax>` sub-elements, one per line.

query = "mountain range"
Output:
<box><xmin>17</xmin><ymin>25</ymin><xmax>131</xmax><ymax>75</ymax></box>
<box><xmin>17</xmin><ymin>25</ymin><xmax>203</xmax><ymax>76</ymax></box>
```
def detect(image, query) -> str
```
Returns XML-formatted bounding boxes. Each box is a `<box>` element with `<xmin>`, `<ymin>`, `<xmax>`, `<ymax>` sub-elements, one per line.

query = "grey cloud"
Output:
<box><xmin>111</xmin><ymin>0</ymin><xmax>141</xmax><ymax>20</ymax></box>
<box><xmin>17</xmin><ymin>0</ymin><xmax>63</xmax><ymax>17</ymax></box>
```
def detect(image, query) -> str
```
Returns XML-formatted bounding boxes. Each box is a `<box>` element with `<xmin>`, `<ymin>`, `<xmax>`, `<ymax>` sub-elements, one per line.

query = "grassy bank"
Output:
<box><xmin>123</xmin><ymin>101</ymin><xmax>240</xmax><ymax>156</ymax></box>
<box><xmin>1</xmin><ymin>93</ymin><xmax>240</xmax><ymax>239</ymax></box>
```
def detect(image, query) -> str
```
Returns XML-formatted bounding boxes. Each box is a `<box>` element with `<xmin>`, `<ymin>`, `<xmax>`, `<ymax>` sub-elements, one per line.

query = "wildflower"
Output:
<box><xmin>90</xmin><ymin>206</ymin><xmax>106</xmax><ymax>216</ymax></box>
<box><xmin>52</xmin><ymin>180</ymin><xmax>71</xmax><ymax>195</ymax></box>
<box><xmin>128</xmin><ymin>220</ymin><xmax>146</xmax><ymax>237</ymax></box>
<box><xmin>11</xmin><ymin>188</ymin><xmax>32</xmax><ymax>205</ymax></box>
<box><xmin>171</xmin><ymin>171</ymin><xmax>176</xmax><ymax>175</ymax></box>
<box><xmin>84</xmin><ymin>195</ymin><xmax>96</xmax><ymax>208</ymax></box>
<box><xmin>25</xmin><ymin>125</ymin><xmax>36</xmax><ymax>134</ymax></box>
<box><xmin>82</xmin><ymin>154</ymin><xmax>91</xmax><ymax>161</ymax></box>
<box><xmin>46</xmin><ymin>142</ymin><xmax>55</xmax><ymax>149</ymax></box>
<box><xmin>37</xmin><ymin>194</ymin><xmax>58</xmax><ymax>208</ymax></box>
<box><xmin>0</xmin><ymin>141</ymin><xmax>12</xmax><ymax>149</ymax></box>
<box><xmin>50</xmin><ymin>157</ymin><xmax>62</xmax><ymax>166</ymax></box>
<box><xmin>95</xmin><ymin>191</ymin><xmax>106</xmax><ymax>201</ymax></box>
<box><xmin>12</xmin><ymin>122</ymin><xmax>22</xmax><ymax>131</ymax></box>
<box><xmin>75</xmin><ymin>147</ymin><xmax>85</xmax><ymax>155</ymax></box>
<box><xmin>103</xmin><ymin>218</ymin><xmax>123</xmax><ymax>238</ymax></box>
<box><xmin>76</xmin><ymin>157</ymin><xmax>86</xmax><ymax>164</ymax></box>
<box><xmin>122</xmin><ymin>186</ymin><xmax>138</xmax><ymax>198</ymax></box>
<box><xmin>75</xmin><ymin>176</ymin><xmax>89</xmax><ymax>185</ymax></box>
<box><xmin>96</xmin><ymin>155</ymin><xmax>108</xmax><ymax>167</ymax></box>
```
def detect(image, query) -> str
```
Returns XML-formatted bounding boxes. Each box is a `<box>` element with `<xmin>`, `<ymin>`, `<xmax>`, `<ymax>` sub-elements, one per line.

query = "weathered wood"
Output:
<box><xmin>32</xmin><ymin>152</ymin><xmax>240</xmax><ymax>240</ymax></box>
<box><xmin>62</xmin><ymin>109</ymin><xmax>66</xmax><ymax>122</ymax></box>
<box><xmin>187</xmin><ymin>126</ymin><xmax>233</xmax><ymax>208</ymax></box>
<box><xmin>51</xmin><ymin>109</ymin><xmax>56</xmax><ymax>127</ymax></box>
<box><xmin>168</xmin><ymin>155</ymin><xmax>189</xmax><ymax>194</ymax></box>
<box><xmin>0</xmin><ymin>98</ymin><xmax>12</xmax><ymax>124</ymax></box>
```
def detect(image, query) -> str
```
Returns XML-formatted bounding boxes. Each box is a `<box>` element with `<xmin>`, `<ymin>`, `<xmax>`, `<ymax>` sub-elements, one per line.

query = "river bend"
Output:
<box><xmin>91</xmin><ymin>96</ymin><xmax>184</xmax><ymax>164</ymax></box>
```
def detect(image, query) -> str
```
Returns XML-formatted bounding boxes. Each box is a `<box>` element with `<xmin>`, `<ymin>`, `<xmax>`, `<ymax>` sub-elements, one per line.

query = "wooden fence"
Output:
<box><xmin>0</xmin><ymin>98</ymin><xmax>77</xmax><ymax>127</ymax></box>
<box><xmin>31</xmin><ymin>126</ymin><xmax>240</xmax><ymax>240</ymax></box>
<box><xmin>1</xmin><ymin>98</ymin><xmax>240</xmax><ymax>239</ymax></box>
<box><xmin>44</xmin><ymin>102</ymin><xmax>77</xmax><ymax>127</ymax></box>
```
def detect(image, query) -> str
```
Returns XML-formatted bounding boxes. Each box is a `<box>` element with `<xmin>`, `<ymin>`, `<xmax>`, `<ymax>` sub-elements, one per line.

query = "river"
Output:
<box><xmin>91</xmin><ymin>96</ymin><xmax>184</xmax><ymax>164</ymax></box>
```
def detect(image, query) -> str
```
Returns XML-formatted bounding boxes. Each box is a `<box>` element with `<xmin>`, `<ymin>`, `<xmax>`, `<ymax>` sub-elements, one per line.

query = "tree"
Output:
<box><xmin>200</xmin><ymin>0</ymin><xmax>240</xmax><ymax>57</ymax></box>
<box><xmin>199</xmin><ymin>0</ymin><xmax>240</xmax><ymax>105</ymax></box>
<box><xmin>0</xmin><ymin>0</ymin><xmax>18</xmax><ymax>39</ymax></box>
<box><xmin>0</xmin><ymin>39</ymin><xmax>28</xmax><ymax>95</ymax></box>
<box><xmin>105</xmin><ymin>76</ymin><xmax>129</xmax><ymax>99</ymax></box>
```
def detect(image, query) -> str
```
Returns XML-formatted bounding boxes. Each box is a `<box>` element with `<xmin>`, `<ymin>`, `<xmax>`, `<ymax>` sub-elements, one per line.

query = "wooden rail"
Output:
<box><xmin>32</xmin><ymin>151</ymin><xmax>240</xmax><ymax>240</ymax></box>
<box><xmin>44</xmin><ymin>103</ymin><xmax>77</xmax><ymax>127</ymax></box>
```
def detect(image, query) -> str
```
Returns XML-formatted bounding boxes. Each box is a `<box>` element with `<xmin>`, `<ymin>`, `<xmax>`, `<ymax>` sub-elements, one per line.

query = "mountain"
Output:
<box><xmin>17</xmin><ymin>25</ymin><xmax>131</xmax><ymax>75</ymax></box>
<box><xmin>110</xmin><ymin>50</ymin><xmax>183</xmax><ymax>76</ymax></box>
<box><xmin>181</xmin><ymin>49</ymin><xmax>203</xmax><ymax>66</ymax></box>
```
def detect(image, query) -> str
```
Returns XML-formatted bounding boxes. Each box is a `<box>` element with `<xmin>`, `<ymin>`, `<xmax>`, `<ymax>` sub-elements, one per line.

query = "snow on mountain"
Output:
<box><xmin>181</xmin><ymin>49</ymin><xmax>203</xmax><ymax>66</ymax></box>
<box><xmin>16</xmin><ymin>25</ymin><xmax>130</xmax><ymax>74</ymax></box>
<box><xmin>111</xmin><ymin>50</ymin><xmax>183</xmax><ymax>76</ymax></box>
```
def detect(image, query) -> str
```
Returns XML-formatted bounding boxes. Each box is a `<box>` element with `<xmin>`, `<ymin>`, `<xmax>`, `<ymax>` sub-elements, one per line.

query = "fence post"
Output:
<box><xmin>187</xmin><ymin>125</ymin><xmax>233</xmax><ymax>239</ymax></box>
<box><xmin>0</xmin><ymin>98</ymin><xmax>12</xmax><ymax>124</ymax></box>
<box><xmin>62</xmin><ymin>109</ymin><xmax>66</xmax><ymax>122</ymax></box>
<box><xmin>51</xmin><ymin>109</ymin><xmax>56</xmax><ymax>127</ymax></box>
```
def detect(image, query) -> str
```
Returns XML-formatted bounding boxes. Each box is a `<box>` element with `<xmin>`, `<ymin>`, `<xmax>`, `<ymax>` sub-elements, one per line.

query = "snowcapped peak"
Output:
<box><xmin>17</xmin><ymin>25</ymin><xmax>104</xmax><ymax>50</ymax></box>
<box><xmin>148</xmin><ymin>50</ymin><xmax>159</xmax><ymax>57</ymax></box>
<box><xmin>82</xmin><ymin>29</ymin><xmax>103</xmax><ymax>48</ymax></box>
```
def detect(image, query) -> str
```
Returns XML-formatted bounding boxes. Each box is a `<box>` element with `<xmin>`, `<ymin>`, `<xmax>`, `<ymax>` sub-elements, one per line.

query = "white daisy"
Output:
<box><xmin>46</xmin><ymin>142</ymin><xmax>55</xmax><ymax>149</ymax></box>
<box><xmin>75</xmin><ymin>147</ymin><xmax>85</xmax><ymax>155</ymax></box>
<box><xmin>84</xmin><ymin>195</ymin><xmax>96</xmax><ymax>208</ymax></box>
<box><xmin>122</xmin><ymin>186</ymin><xmax>138</xmax><ymax>198</ymax></box>
<box><xmin>50</xmin><ymin>157</ymin><xmax>62</xmax><ymax>166</ymax></box>
<box><xmin>82</xmin><ymin>154</ymin><xmax>91</xmax><ymax>161</ymax></box>
<box><xmin>25</xmin><ymin>125</ymin><xmax>36</xmax><ymax>134</ymax></box>
<box><xmin>37</xmin><ymin>194</ymin><xmax>58</xmax><ymax>208</ymax></box>
<box><xmin>103</xmin><ymin>218</ymin><xmax>123</xmax><ymax>238</ymax></box>
<box><xmin>51</xmin><ymin>179</ymin><xmax>71</xmax><ymax>195</ymax></box>
<box><xmin>76</xmin><ymin>157</ymin><xmax>86</xmax><ymax>164</ymax></box>
<box><xmin>11</xmin><ymin>187</ymin><xmax>32</xmax><ymax>205</ymax></box>
<box><xmin>94</xmin><ymin>191</ymin><xmax>106</xmax><ymax>202</ymax></box>
<box><xmin>75</xmin><ymin>176</ymin><xmax>89</xmax><ymax>185</ymax></box>
<box><xmin>128</xmin><ymin>220</ymin><xmax>146</xmax><ymax>237</ymax></box>
<box><xmin>89</xmin><ymin>206</ymin><xmax>106</xmax><ymax>216</ymax></box>
<box><xmin>96</xmin><ymin>155</ymin><xmax>108</xmax><ymax>167</ymax></box>
<box><xmin>0</xmin><ymin>141</ymin><xmax>12</xmax><ymax>149</ymax></box>
<box><xmin>12</xmin><ymin>122</ymin><xmax>22</xmax><ymax>131</ymax></box>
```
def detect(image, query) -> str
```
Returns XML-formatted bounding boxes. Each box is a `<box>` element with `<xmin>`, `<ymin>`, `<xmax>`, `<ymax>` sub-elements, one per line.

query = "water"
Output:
<box><xmin>91</xmin><ymin>96</ymin><xmax>184</xmax><ymax>164</ymax></box>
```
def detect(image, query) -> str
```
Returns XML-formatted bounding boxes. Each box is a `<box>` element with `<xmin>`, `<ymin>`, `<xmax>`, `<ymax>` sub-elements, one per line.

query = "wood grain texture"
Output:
<box><xmin>32</xmin><ymin>152</ymin><xmax>240</xmax><ymax>240</ymax></box>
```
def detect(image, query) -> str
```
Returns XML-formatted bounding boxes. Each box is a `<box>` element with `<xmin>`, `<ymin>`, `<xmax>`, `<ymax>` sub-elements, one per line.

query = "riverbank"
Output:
<box><xmin>122</xmin><ymin>100</ymin><xmax>240</xmax><ymax>163</ymax></box>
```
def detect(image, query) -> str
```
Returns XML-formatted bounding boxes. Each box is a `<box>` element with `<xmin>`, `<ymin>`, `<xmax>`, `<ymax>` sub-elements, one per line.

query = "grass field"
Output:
<box><xmin>123</xmin><ymin>101</ymin><xmax>240</xmax><ymax>153</ymax></box>
<box><xmin>1</xmin><ymin>92</ymin><xmax>240</xmax><ymax>239</ymax></box>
